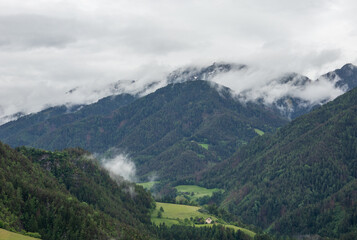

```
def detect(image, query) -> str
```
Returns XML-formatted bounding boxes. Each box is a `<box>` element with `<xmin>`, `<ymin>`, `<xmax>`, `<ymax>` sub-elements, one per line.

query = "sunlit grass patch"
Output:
<box><xmin>0</xmin><ymin>229</ymin><xmax>40</xmax><ymax>240</ymax></box>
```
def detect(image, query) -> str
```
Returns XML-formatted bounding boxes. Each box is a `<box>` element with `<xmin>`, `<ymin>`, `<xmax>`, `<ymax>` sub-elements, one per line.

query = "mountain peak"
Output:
<box><xmin>322</xmin><ymin>63</ymin><xmax>357</xmax><ymax>91</ymax></box>
<box><xmin>166</xmin><ymin>62</ymin><xmax>246</xmax><ymax>84</ymax></box>
<box><xmin>275</xmin><ymin>72</ymin><xmax>311</xmax><ymax>87</ymax></box>
<box><xmin>341</xmin><ymin>63</ymin><xmax>357</xmax><ymax>71</ymax></box>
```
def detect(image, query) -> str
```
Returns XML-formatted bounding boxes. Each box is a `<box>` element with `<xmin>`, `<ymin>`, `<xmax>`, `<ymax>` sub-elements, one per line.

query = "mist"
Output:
<box><xmin>102</xmin><ymin>153</ymin><xmax>137</xmax><ymax>182</ymax></box>
<box><xmin>210</xmin><ymin>65</ymin><xmax>346</xmax><ymax>107</ymax></box>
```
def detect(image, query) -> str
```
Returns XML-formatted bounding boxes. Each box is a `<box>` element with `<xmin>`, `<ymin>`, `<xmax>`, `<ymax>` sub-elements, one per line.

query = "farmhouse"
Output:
<box><xmin>205</xmin><ymin>217</ymin><xmax>213</xmax><ymax>224</ymax></box>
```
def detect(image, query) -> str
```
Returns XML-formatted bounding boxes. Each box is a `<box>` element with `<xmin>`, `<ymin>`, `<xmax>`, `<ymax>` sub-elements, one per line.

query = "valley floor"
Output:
<box><xmin>151</xmin><ymin>202</ymin><xmax>256</xmax><ymax>238</ymax></box>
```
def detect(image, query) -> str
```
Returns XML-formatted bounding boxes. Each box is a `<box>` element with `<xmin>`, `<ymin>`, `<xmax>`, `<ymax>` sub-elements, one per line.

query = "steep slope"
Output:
<box><xmin>199</xmin><ymin>87</ymin><xmax>357</xmax><ymax>238</ymax></box>
<box><xmin>0</xmin><ymin>93</ymin><xmax>135</xmax><ymax>147</ymax></box>
<box><xmin>18</xmin><ymin>147</ymin><xmax>153</xmax><ymax>228</ymax></box>
<box><xmin>0</xmin><ymin>141</ymin><xmax>154</xmax><ymax>239</ymax></box>
<box><xmin>0</xmin><ymin>81</ymin><xmax>287</xmax><ymax>181</ymax></box>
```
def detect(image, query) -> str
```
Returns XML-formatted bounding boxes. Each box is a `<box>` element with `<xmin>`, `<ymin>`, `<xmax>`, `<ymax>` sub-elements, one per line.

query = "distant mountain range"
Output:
<box><xmin>0</xmin><ymin>63</ymin><xmax>356</xmax><ymax>182</ymax></box>
<box><xmin>0</xmin><ymin>80</ymin><xmax>287</xmax><ymax>181</ymax></box>
<box><xmin>1</xmin><ymin>62</ymin><xmax>356</xmax><ymax>125</ymax></box>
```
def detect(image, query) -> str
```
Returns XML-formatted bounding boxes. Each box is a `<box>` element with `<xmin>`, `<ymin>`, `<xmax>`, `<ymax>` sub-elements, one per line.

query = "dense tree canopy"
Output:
<box><xmin>199</xmin><ymin>87</ymin><xmax>357</xmax><ymax>238</ymax></box>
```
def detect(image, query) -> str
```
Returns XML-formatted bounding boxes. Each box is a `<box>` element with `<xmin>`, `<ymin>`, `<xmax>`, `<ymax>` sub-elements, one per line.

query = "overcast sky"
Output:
<box><xmin>0</xmin><ymin>0</ymin><xmax>357</xmax><ymax>120</ymax></box>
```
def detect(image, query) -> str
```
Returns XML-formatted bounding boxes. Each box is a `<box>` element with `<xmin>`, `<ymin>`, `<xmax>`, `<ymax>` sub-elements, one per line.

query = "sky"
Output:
<box><xmin>1</xmin><ymin>0</ymin><xmax>357</xmax><ymax>121</ymax></box>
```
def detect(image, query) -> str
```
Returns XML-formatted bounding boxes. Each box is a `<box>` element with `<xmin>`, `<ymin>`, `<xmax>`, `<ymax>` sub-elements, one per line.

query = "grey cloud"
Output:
<box><xmin>211</xmin><ymin>66</ymin><xmax>345</xmax><ymax>108</ymax></box>
<box><xmin>0</xmin><ymin>0</ymin><xmax>357</xmax><ymax>121</ymax></box>
<box><xmin>0</xmin><ymin>14</ymin><xmax>78</xmax><ymax>49</ymax></box>
<box><xmin>309</xmin><ymin>49</ymin><xmax>342</xmax><ymax>69</ymax></box>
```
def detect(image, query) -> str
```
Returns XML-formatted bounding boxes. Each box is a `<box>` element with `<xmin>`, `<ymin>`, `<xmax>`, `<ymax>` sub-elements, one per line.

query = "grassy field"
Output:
<box><xmin>195</xmin><ymin>224</ymin><xmax>256</xmax><ymax>238</ymax></box>
<box><xmin>151</xmin><ymin>217</ymin><xmax>181</xmax><ymax>226</ymax></box>
<box><xmin>175</xmin><ymin>185</ymin><xmax>222</xmax><ymax>202</ymax></box>
<box><xmin>151</xmin><ymin>202</ymin><xmax>217</xmax><ymax>226</ymax></box>
<box><xmin>151</xmin><ymin>202</ymin><xmax>255</xmax><ymax>237</ymax></box>
<box><xmin>137</xmin><ymin>181</ymin><xmax>159</xmax><ymax>190</ymax></box>
<box><xmin>153</xmin><ymin>202</ymin><xmax>216</xmax><ymax>220</ymax></box>
<box><xmin>254</xmin><ymin>128</ymin><xmax>264</xmax><ymax>136</ymax></box>
<box><xmin>0</xmin><ymin>229</ymin><xmax>40</xmax><ymax>240</ymax></box>
<box><xmin>197</xmin><ymin>143</ymin><xmax>209</xmax><ymax>150</ymax></box>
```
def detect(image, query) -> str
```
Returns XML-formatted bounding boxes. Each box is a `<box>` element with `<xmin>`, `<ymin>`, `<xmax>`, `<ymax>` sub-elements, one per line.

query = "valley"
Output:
<box><xmin>1</xmin><ymin>1</ymin><xmax>357</xmax><ymax>239</ymax></box>
<box><xmin>1</xmin><ymin>63</ymin><xmax>357</xmax><ymax>239</ymax></box>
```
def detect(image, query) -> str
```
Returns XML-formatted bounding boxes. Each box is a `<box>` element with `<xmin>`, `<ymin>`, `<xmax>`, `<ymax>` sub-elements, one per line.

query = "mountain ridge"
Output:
<box><xmin>197</xmin><ymin>86</ymin><xmax>357</xmax><ymax>238</ymax></box>
<box><xmin>0</xmin><ymin>141</ymin><xmax>155</xmax><ymax>239</ymax></box>
<box><xmin>1</xmin><ymin>62</ymin><xmax>355</xmax><ymax>125</ymax></box>
<box><xmin>0</xmin><ymin>80</ymin><xmax>287</xmax><ymax>182</ymax></box>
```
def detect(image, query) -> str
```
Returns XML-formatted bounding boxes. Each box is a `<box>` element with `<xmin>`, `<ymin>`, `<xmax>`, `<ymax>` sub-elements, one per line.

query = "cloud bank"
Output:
<box><xmin>211</xmin><ymin>66</ymin><xmax>345</xmax><ymax>106</ymax></box>
<box><xmin>0</xmin><ymin>0</ymin><xmax>357</xmax><ymax>120</ymax></box>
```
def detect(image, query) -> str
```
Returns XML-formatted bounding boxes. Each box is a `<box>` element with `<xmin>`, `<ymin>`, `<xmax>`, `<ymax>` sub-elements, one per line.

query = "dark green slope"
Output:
<box><xmin>0</xmin><ymin>81</ymin><xmax>287</xmax><ymax>181</ymax></box>
<box><xmin>0</xmin><ymin>141</ymin><xmax>154</xmax><ymax>240</ymax></box>
<box><xmin>0</xmin><ymin>93</ymin><xmax>135</xmax><ymax>147</ymax></box>
<box><xmin>198</xmin><ymin>87</ymin><xmax>357</xmax><ymax>238</ymax></box>
<box><xmin>18</xmin><ymin>147</ymin><xmax>154</xmax><ymax>228</ymax></box>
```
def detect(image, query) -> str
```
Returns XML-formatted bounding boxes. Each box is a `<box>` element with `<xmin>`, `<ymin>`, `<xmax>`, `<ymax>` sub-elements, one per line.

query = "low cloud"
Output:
<box><xmin>102</xmin><ymin>153</ymin><xmax>137</xmax><ymax>182</ymax></box>
<box><xmin>211</xmin><ymin>65</ymin><xmax>345</xmax><ymax>107</ymax></box>
<box><xmin>293</xmin><ymin>76</ymin><xmax>344</xmax><ymax>104</ymax></box>
<box><xmin>0</xmin><ymin>60</ymin><xmax>169</xmax><ymax>124</ymax></box>
<box><xmin>1</xmin><ymin>0</ymin><xmax>357</xmax><ymax>123</ymax></box>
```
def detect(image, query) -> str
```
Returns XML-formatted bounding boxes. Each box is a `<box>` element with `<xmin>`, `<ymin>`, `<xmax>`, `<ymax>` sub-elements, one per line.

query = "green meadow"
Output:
<box><xmin>195</xmin><ymin>224</ymin><xmax>256</xmax><ymax>238</ymax></box>
<box><xmin>0</xmin><ymin>229</ymin><xmax>40</xmax><ymax>240</ymax></box>
<box><xmin>197</xmin><ymin>143</ymin><xmax>209</xmax><ymax>150</ymax></box>
<box><xmin>254</xmin><ymin>128</ymin><xmax>264</xmax><ymax>136</ymax></box>
<box><xmin>151</xmin><ymin>202</ymin><xmax>255</xmax><ymax>238</ymax></box>
<box><xmin>175</xmin><ymin>185</ymin><xmax>222</xmax><ymax>202</ymax></box>
<box><xmin>151</xmin><ymin>202</ymin><xmax>217</xmax><ymax>226</ymax></box>
<box><xmin>137</xmin><ymin>181</ymin><xmax>159</xmax><ymax>190</ymax></box>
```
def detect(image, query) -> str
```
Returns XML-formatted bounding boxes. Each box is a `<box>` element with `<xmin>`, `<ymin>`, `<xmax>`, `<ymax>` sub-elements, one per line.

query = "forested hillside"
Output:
<box><xmin>0</xmin><ymin>81</ymin><xmax>287</xmax><ymax>181</ymax></box>
<box><xmin>0</xmin><ymin>93</ymin><xmax>135</xmax><ymax>147</ymax></box>
<box><xmin>0</xmin><ymin>141</ymin><xmax>155</xmax><ymax>240</ymax></box>
<box><xmin>199</xmin><ymin>87</ymin><xmax>357</xmax><ymax>238</ymax></box>
<box><xmin>0</xmin><ymin>141</ymin><xmax>256</xmax><ymax>240</ymax></box>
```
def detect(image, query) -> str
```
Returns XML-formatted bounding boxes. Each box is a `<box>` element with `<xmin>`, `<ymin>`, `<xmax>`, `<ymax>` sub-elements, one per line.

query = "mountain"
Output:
<box><xmin>322</xmin><ymin>63</ymin><xmax>357</xmax><ymax>91</ymax></box>
<box><xmin>249</xmin><ymin>72</ymin><xmax>316</xmax><ymax>120</ymax></box>
<box><xmin>167</xmin><ymin>63</ymin><xmax>357</xmax><ymax>120</ymax></box>
<box><xmin>198</xmin><ymin>86</ymin><xmax>357</xmax><ymax>238</ymax></box>
<box><xmin>0</xmin><ymin>112</ymin><xmax>26</xmax><ymax>125</ymax></box>
<box><xmin>0</xmin><ymin>93</ymin><xmax>135</xmax><ymax>147</ymax></box>
<box><xmin>0</xmin><ymin>80</ymin><xmax>287</xmax><ymax>182</ymax></box>
<box><xmin>167</xmin><ymin>62</ymin><xmax>247</xmax><ymax>84</ymax></box>
<box><xmin>0</xmin><ymin>142</ymin><xmax>155</xmax><ymax>239</ymax></box>
<box><xmin>1</xmin><ymin>63</ymin><xmax>355</xmax><ymax>126</ymax></box>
